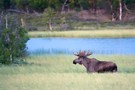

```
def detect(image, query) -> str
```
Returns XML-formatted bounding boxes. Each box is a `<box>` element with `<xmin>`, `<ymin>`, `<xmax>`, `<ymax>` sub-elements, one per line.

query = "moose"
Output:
<box><xmin>73</xmin><ymin>51</ymin><xmax>117</xmax><ymax>73</ymax></box>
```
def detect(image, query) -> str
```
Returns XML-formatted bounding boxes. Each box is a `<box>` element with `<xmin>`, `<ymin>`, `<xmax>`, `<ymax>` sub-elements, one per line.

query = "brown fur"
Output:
<box><xmin>73</xmin><ymin>51</ymin><xmax>117</xmax><ymax>73</ymax></box>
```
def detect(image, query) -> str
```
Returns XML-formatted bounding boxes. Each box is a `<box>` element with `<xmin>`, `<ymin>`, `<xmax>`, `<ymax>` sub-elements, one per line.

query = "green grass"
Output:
<box><xmin>0</xmin><ymin>55</ymin><xmax>135</xmax><ymax>90</ymax></box>
<box><xmin>28</xmin><ymin>29</ymin><xmax>135</xmax><ymax>38</ymax></box>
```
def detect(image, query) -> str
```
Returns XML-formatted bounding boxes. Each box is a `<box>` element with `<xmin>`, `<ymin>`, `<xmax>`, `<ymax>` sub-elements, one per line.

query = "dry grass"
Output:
<box><xmin>28</xmin><ymin>29</ymin><xmax>135</xmax><ymax>38</ymax></box>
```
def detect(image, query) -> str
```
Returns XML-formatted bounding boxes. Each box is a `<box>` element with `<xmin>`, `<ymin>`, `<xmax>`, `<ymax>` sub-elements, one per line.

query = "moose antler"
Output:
<box><xmin>73</xmin><ymin>52</ymin><xmax>79</xmax><ymax>56</ymax></box>
<box><xmin>74</xmin><ymin>50</ymin><xmax>82</xmax><ymax>56</ymax></box>
<box><xmin>74</xmin><ymin>50</ymin><xmax>92</xmax><ymax>57</ymax></box>
<box><xmin>86</xmin><ymin>51</ymin><xmax>92</xmax><ymax>56</ymax></box>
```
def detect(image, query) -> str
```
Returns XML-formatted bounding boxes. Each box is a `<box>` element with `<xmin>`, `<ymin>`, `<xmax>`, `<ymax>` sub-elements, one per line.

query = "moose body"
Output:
<box><xmin>73</xmin><ymin>51</ymin><xmax>117</xmax><ymax>73</ymax></box>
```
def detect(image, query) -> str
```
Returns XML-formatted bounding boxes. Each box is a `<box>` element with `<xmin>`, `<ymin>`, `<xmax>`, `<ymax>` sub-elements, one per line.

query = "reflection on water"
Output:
<box><xmin>26</xmin><ymin>38</ymin><xmax>135</xmax><ymax>55</ymax></box>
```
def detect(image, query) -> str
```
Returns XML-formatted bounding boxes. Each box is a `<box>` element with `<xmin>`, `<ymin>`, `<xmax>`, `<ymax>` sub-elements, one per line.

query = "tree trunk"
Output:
<box><xmin>107</xmin><ymin>0</ymin><xmax>115</xmax><ymax>21</ymax></box>
<box><xmin>21</xmin><ymin>18</ymin><xmax>25</xmax><ymax>27</ymax></box>
<box><xmin>119</xmin><ymin>0</ymin><xmax>122</xmax><ymax>21</ymax></box>
<box><xmin>124</xmin><ymin>3</ymin><xmax>131</xmax><ymax>13</ymax></box>
<box><xmin>6</xmin><ymin>15</ymin><xmax>8</xmax><ymax>29</ymax></box>
<box><xmin>10</xmin><ymin>53</ymin><xmax>13</xmax><ymax>63</ymax></box>
<box><xmin>48</xmin><ymin>19</ymin><xmax>52</xmax><ymax>31</ymax></box>
<box><xmin>0</xmin><ymin>12</ymin><xmax>3</xmax><ymax>35</ymax></box>
<box><xmin>93</xmin><ymin>0</ymin><xmax>97</xmax><ymax>15</ymax></box>
<box><xmin>61</xmin><ymin>0</ymin><xmax>68</xmax><ymax>14</ymax></box>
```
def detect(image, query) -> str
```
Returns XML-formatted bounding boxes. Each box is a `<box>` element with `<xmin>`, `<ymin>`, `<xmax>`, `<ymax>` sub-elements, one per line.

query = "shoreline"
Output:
<box><xmin>28</xmin><ymin>29</ymin><xmax>135</xmax><ymax>38</ymax></box>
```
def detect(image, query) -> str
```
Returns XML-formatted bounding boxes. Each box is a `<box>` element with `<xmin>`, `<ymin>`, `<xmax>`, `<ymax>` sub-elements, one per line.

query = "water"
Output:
<box><xmin>26</xmin><ymin>38</ymin><xmax>135</xmax><ymax>55</ymax></box>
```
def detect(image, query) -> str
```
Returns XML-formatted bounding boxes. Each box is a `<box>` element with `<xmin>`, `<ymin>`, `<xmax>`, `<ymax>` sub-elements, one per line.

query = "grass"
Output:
<box><xmin>0</xmin><ymin>55</ymin><xmax>135</xmax><ymax>90</ymax></box>
<box><xmin>28</xmin><ymin>29</ymin><xmax>135</xmax><ymax>38</ymax></box>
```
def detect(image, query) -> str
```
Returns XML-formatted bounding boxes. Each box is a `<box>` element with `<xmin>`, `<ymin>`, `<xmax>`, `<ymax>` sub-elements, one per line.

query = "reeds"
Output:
<box><xmin>28</xmin><ymin>29</ymin><xmax>135</xmax><ymax>38</ymax></box>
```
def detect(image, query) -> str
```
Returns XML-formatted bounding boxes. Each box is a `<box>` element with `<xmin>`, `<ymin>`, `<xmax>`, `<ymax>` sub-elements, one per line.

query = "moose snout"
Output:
<box><xmin>73</xmin><ymin>60</ymin><xmax>76</xmax><ymax>64</ymax></box>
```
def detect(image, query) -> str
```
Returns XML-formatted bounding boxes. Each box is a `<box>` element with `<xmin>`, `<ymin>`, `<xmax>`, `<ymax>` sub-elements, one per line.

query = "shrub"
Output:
<box><xmin>0</xmin><ymin>13</ymin><xmax>29</xmax><ymax>64</ymax></box>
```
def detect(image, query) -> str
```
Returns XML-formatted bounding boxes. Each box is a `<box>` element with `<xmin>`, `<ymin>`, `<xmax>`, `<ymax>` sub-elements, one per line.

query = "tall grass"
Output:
<box><xmin>28</xmin><ymin>29</ymin><xmax>135</xmax><ymax>38</ymax></box>
<box><xmin>0</xmin><ymin>55</ymin><xmax>135</xmax><ymax>90</ymax></box>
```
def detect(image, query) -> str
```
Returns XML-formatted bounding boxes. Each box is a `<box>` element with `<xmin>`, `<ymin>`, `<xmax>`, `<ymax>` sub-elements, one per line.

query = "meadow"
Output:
<box><xmin>0</xmin><ymin>55</ymin><xmax>135</xmax><ymax>90</ymax></box>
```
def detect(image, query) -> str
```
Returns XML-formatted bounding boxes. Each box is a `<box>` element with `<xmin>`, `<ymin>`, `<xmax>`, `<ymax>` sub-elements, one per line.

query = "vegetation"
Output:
<box><xmin>0</xmin><ymin>1</ymin><xmax>134</xmax><ymax>89</ymax></box>
<box><xmin>28</xmin><ymin>29</ymin><xmax>135</xmax><ymax>38</ymax></box>
<box><xmin>1</xmin><ymin>0</ymin><xmax>135</xmax><ymax>31</ymax></box>
<box><xmin>0</xmin><ymin>0</ymin><xmax>134</xmax><ymax>89</ymax></box>
<box><xmin>0</xmin><ymin>55</ymin><xmax>135</xmax><ymax>90</ymax></box>
<box><xmin>0</xmin><ymin>0</ymin><xmax>135</xmax><ymax>21</ymax></box>
<box><xmin>24</xmin><ymin>13</ymin><xmax>135</xmax><ymax>31</ymax></box>
<box><xmin>0</xmin><ymin>13</ymin><xmax>29</xmax><ymax>64</ymax></box>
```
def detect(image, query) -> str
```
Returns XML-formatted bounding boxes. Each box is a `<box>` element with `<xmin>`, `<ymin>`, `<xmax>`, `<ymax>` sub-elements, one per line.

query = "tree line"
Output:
<box><xmin>0</xmin><ymin>0</ymin><xmax>135</xmax><ymax>21</ymax></box>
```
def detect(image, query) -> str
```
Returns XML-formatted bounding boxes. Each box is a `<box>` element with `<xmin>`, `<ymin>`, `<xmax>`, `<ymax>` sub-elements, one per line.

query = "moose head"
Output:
<box><xmin>73</xmin><ymin>51</ymin><xmax>92</xmax><ymax>65</ymax></box>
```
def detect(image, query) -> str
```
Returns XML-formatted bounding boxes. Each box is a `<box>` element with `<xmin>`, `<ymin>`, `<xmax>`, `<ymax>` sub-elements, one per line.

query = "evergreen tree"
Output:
<box><xmin>0</xmin><ymin>13</ymin><xmax>29</xmax><ymax>64</ymax></box>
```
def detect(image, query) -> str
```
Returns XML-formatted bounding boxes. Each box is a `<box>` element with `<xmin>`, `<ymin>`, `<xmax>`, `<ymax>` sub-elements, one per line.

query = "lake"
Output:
<box><xmin>26</xmin><ymin>38</ymin><xmax>135</xmax><ymax>55</ymax></box>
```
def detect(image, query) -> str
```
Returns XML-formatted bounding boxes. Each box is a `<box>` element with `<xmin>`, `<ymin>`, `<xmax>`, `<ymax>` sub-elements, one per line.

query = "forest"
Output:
<box><xmin>0</xmin><ymin>0</ymin><xmax>135</xmax><ymax>21</ymax></box>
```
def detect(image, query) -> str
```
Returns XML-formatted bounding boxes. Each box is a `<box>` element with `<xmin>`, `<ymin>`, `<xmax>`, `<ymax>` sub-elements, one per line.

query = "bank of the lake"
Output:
<box><xmin>28</xmin><ymin>29</ymin><xmax>135</xmax><ymax>38</ymax></box>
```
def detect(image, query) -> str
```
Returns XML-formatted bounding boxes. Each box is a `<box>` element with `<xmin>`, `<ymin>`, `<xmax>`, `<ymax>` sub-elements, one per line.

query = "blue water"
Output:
<box><xmin>26</xmin><ymin>38</ymin><xmax>135</xmax><ymax>55</ymax></box>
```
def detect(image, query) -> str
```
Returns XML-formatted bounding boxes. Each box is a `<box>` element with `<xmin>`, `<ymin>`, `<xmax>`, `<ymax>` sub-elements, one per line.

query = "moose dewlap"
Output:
<box><xmin>73</xmin><ymin>51</ymin><xmax>117</xmax><ymax>73</ymax></box>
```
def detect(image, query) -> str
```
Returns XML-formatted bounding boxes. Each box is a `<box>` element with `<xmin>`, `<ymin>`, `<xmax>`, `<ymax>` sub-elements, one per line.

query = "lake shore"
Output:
<box><xmin>28</xmin><ymin>29</ymin><xmax>135</xmax><ymax>38</ymax></box>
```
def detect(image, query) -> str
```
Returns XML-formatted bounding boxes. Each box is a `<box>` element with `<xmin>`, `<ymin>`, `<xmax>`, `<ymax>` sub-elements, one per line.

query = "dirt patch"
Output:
<box><xmin>67</xmin><ymin>9</ymin><xmax>135</xmax><ymax>22</ymax></box>
<box><xmin>75</xmin><ymin>10</ymin><xmax>111</xmax><ymax>22</ymax></box>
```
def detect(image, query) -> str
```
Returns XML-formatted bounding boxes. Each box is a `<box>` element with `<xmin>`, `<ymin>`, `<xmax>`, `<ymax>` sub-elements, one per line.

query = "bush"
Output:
<box><xmin>0</xmin><ymin>14</ymin><xmax>29</xmax><ymax>64</ymax></box>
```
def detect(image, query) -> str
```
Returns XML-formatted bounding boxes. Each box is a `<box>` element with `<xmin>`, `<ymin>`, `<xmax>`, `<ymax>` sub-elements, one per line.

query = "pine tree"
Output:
<box><xmin>0</xmin><ymin>13</ymin><xmax>29</xmax><ymax>64</ymax></box>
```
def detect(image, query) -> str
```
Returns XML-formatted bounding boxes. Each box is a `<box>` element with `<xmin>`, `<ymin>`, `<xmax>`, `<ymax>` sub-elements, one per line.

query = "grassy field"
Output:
<box><xmin>28</xmin><ymin>29</ymin><xmax>135</xmax><ymax>38</ymax></box>
<box><xmin>0</xmin><ymin>55</ymin><xmax>135</xmax><ymax>90</ymax></box>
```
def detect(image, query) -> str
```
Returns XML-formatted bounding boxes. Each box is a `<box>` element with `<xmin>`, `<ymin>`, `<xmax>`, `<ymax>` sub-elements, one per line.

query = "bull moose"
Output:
<box><xmin>73</xmin><ymin>51</ymin><xmax>117</xmax><ymax>73</ymax></box>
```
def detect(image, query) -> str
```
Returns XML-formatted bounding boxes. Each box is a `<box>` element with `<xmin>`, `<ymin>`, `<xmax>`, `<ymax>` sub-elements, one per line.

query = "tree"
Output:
<box><xmin>0</xmin><ymin>1</ymin><xmax>3</xmax><ymax>10</ymax></box>
<box><xmin>43</xmin><ymin>7</ymin><xmax>55</xmax><ymax>31</ymax></box>
<box><xmin>119</xmin><ymin>0</ymin><xmax>122</xmax><ymax>20</ymax></box>
<box><xmin>3</xmin><ymin>0</ymin><xmax>11</xmax><ymax>10</ymax></box>
<box><xmin>61</xmin><ymin>0</ymin><xmax>68</xmax><ymax>13</ymax></box>
<box><xmin>124</xmin><ymin>0</ymin><xmax>135</xmax><ymax>10</ymax></box>
<box><xmin>0</xmin><ymin>13</ymin><xmax>29</xmax><ymax>64</ymax></box>
<box><xmin>107</xmin><ymin>0</ymin><xmax>122</xmax><ymax>21</ymax></box>
<box><xmin>29</xmin><ymin>0</ymin><xmax>48</xmax><ymax>12</ymax></box>
<box><xmin>47</xmin><ymin>0</ymin><xmax>62</xmax><ymax>10</ymax></box>
<box><xmin>10</xmin><ymin>0</ymin><xmax>29</xmax><ymax>12</ymax></box>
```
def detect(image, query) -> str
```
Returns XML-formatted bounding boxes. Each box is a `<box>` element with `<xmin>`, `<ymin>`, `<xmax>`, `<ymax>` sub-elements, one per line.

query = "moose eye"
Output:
<box><xmin>78</xmin><ymin>57</ymin><xmax>83</xmax><ymax>60</ymax></box>
<box><xmin>79</xmin><ymin>56</ymin><xmax>85</xmax><ymax>59</ymax></box>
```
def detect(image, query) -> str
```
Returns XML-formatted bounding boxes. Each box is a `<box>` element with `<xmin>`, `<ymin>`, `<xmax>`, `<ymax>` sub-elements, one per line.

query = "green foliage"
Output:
<box><xmin>10</xmin><ymin>0</ymin><xmax>29</xmax><ymax>10</ymax></box>
<box><xmin>0</xmin><ymin>14</ymin><xmax>29</xmax><ymax>64</ymax></box>
<box><xmin>0</xmin><ymin>0</ymin><xmax>135</xmax><ymax>11</ymax></box>
<box><xmin>47</xmin><ymin>0</ymin><xmax>62</xmax><ymax>10</ymax></box>
<box><xmin>0</xmin><ymin>0</ymin><xmax>135</xmax><ymax>14</ymax></box>
<box><xmin>28</xmin><ymin>0</ymin><xmax>48</xmax><ymax>12</ymax></box>
<box><xmin>2</xmin><ymin>0</ymin><xmax>11</xmax><ymax>9</ymax></box>
<box><xmin>112</xmin><ymin>0</ymin><xmax>119</xmax><ymax>10</ymax></box>
<box><xmin>124</xmin><ymin>0</ymin><xmax>135</xmax><ymax>10</ymax></box>
<box><xmin>0</xmin><ymin>1</ymin><xmax>3</xmax><ymax>10</ymax></box>
<box><xmin>43</xmin><ymin>7</ymin><xmax>55</xmax><ymax>20</ymax></box>
<box><xmin>42</xmin><ymin>7</ymin><xmax>56</xmax><ymax>30</ymax></box>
